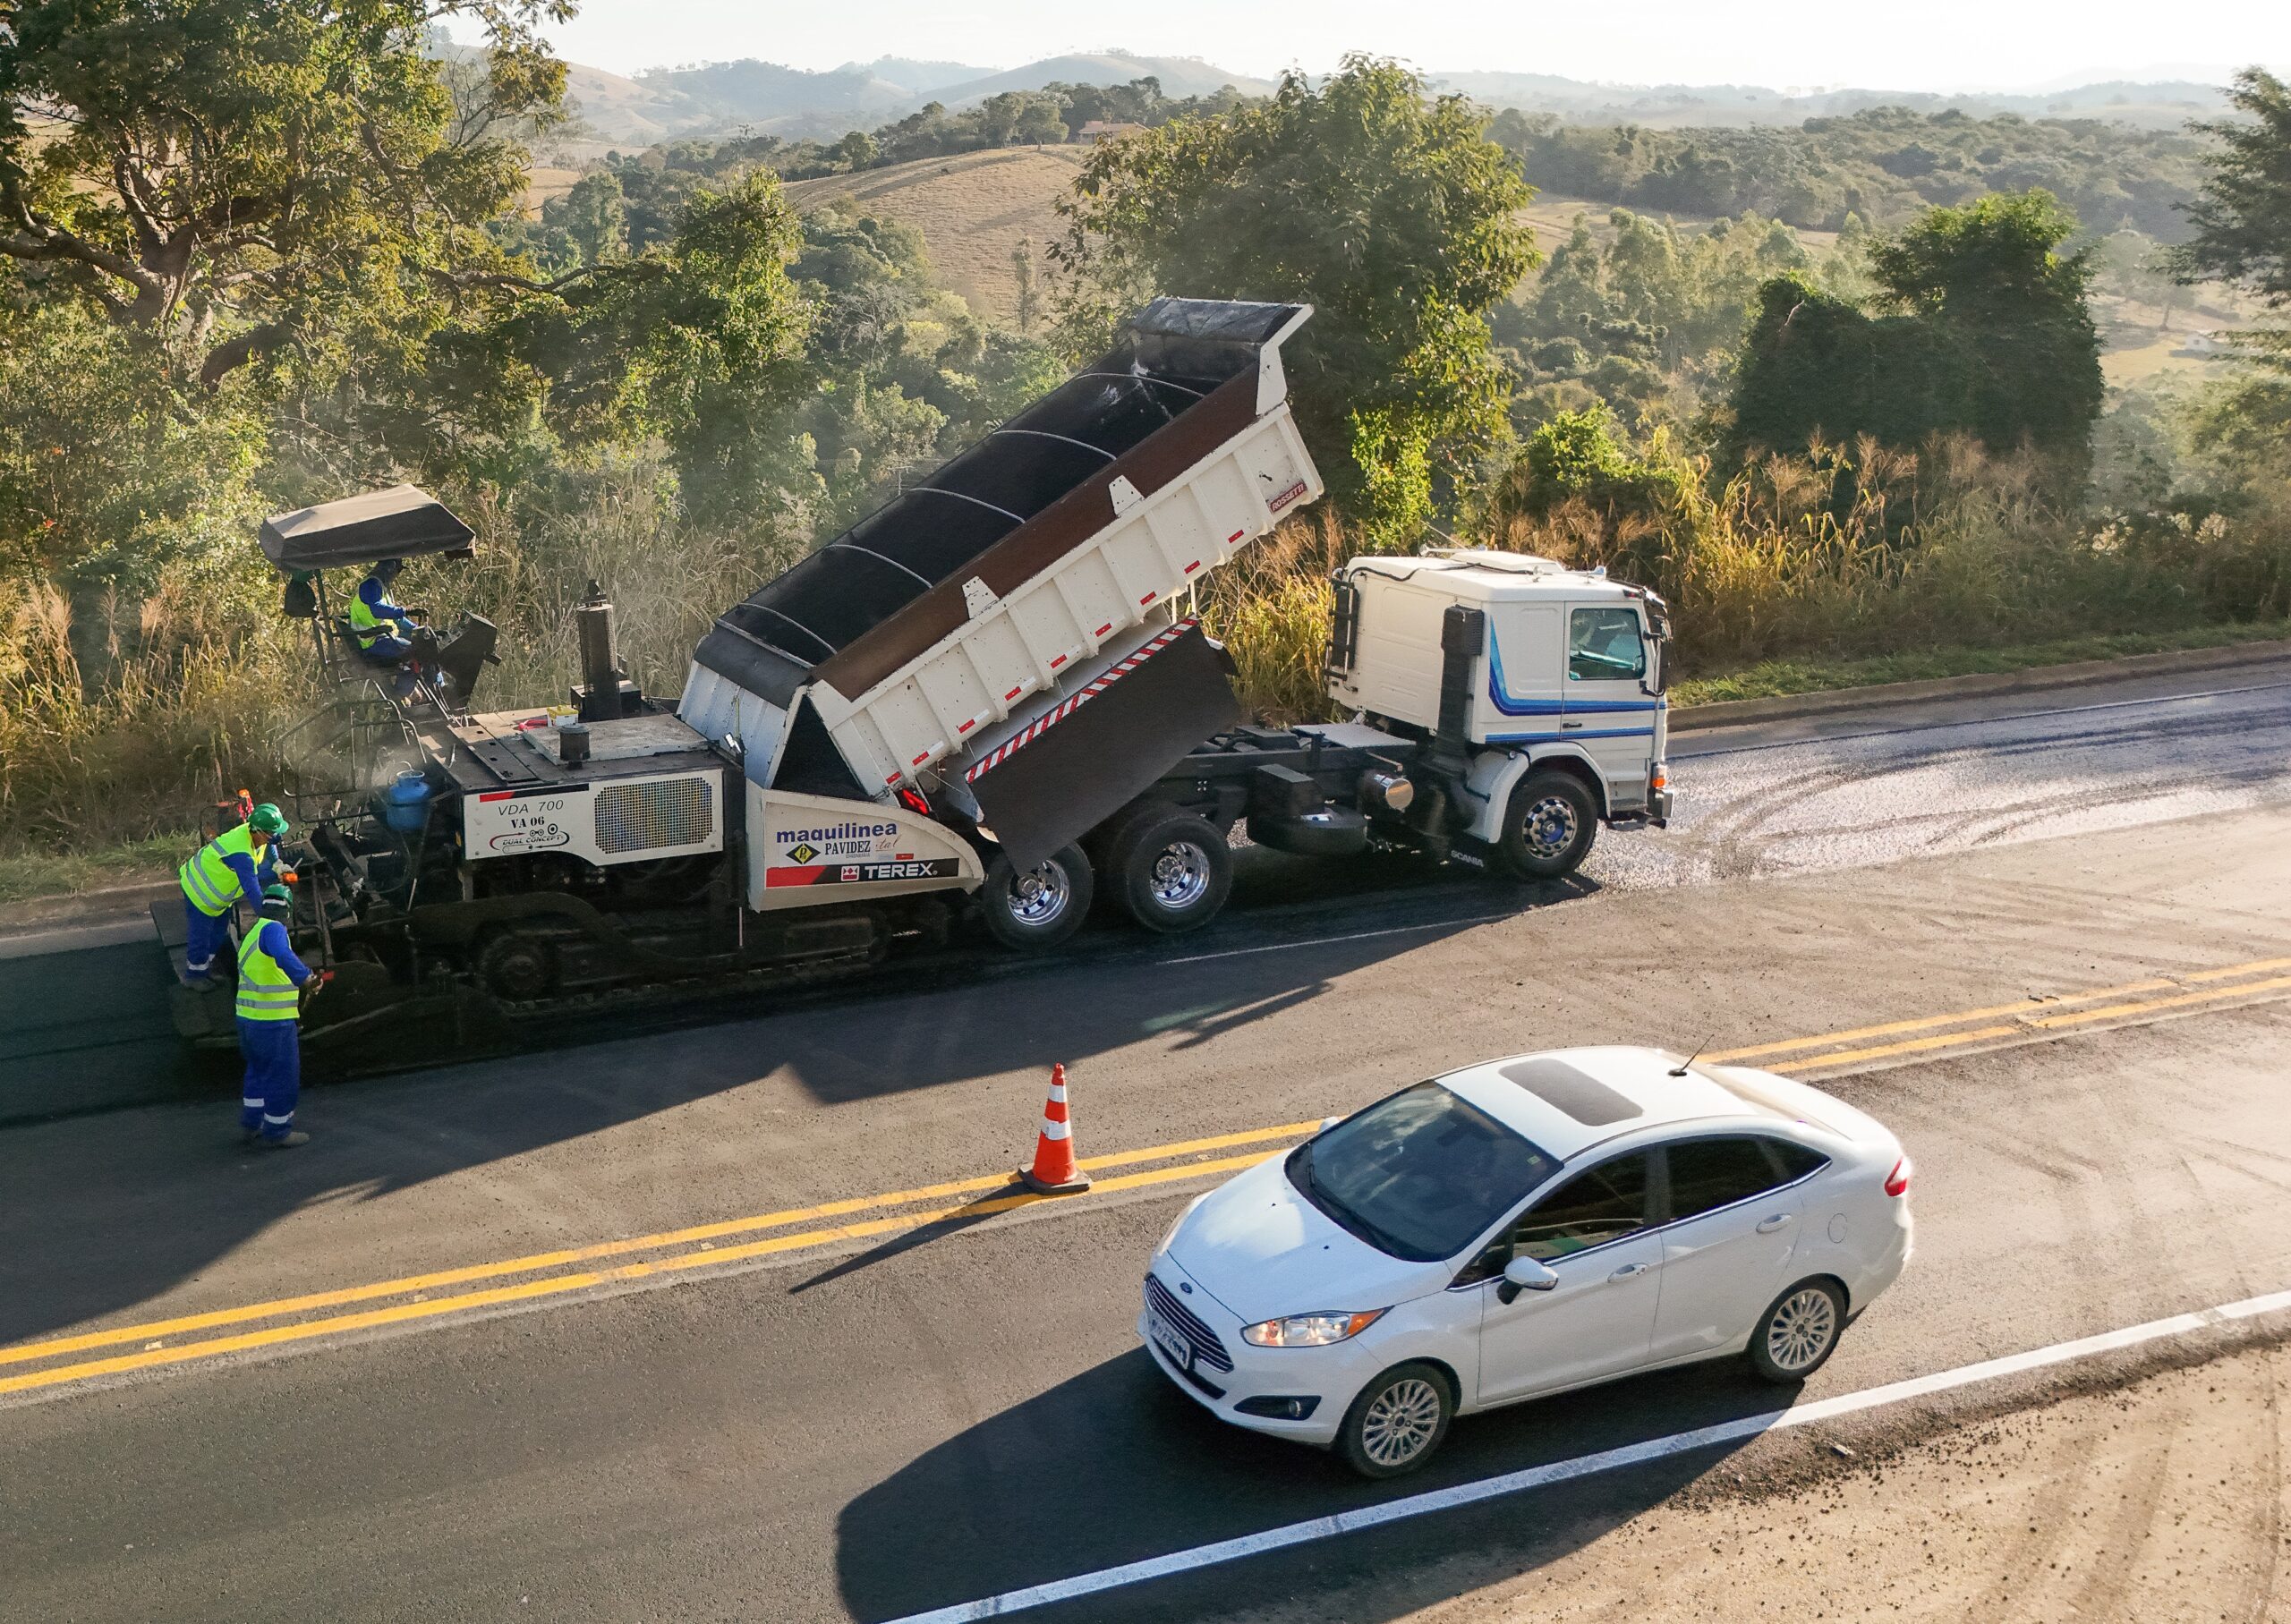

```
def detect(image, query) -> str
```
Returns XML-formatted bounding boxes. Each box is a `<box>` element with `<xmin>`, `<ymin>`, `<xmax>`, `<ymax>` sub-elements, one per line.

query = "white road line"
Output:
<box><xmin>1673</xmin><ymin>676</ymin><xmax>2291</xmax><ymax>761</ymax></box>
<box><xmin>1159</xmin><ymin>914</ymin><xmax>1516</xmax><ymax>966</ymax></box>
<box><xmin>887</xmin><ymin>1285</ymin><xmax>2291</xmax><ymax>1624</ymax></box>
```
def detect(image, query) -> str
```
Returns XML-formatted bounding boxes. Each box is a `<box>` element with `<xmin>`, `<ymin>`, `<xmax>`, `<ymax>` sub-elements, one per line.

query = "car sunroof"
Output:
<box><xmin>1498</xmin><ymin>1059</ymin><xmax>1644</xmax><ymax>1127</ymax></box>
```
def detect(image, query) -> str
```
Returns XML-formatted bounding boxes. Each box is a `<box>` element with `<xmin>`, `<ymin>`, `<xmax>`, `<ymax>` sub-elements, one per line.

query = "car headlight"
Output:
<box><xmin>1239</xmin><ymin>1309</ymin><xmax>1387</xmax><ymax>1348</ymax></box>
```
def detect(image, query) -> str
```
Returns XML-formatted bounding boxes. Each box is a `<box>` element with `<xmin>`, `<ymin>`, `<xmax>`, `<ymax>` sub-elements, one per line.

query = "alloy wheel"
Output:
<box><xmin>1358</xmin><ymin>1376</ymin><xmax>1444</xmax><ymax>1468</ymax></box>
<box><xmin>1009</xmin><ymin>862</ymin><xmax>1071</xmax><ymax>926</ymax></box>
<box><xmin>1765</xmin><ymin>1286</ymin><xmax>1839</xmax><ymax>1375</ymax></box>
<box><xmin>1148</xmin><ymin>841</ymin><xmax>1212</xmax><ymax>909</ymax></box>
<box><xmin>1523</xmin><ymin>794</ymin><xmax>1580</xmax><ymax>857</ymax></box>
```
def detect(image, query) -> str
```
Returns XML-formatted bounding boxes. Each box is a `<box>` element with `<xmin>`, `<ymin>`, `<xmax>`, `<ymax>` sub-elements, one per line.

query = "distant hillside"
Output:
<box><xmin>566</xmin><ymin>51</ymin><xmax>1270</xmax><ymax>143</ymax></box>
<box><xmin>782</xmin><ymin>147</ymin><xmax>1094</xmax><ymax>322</ymax></box>
<box><xmin>1429</xmin><ymin>72</ymin><xmax>2238</xmax><ymax>131</ymax></box>
<box><xmin>843</xmin><ymin>57</ymin><xmax>999</xmax><ymax>96</ymax></box>
<box><xmin>929</xmin><ymin>54</ymin><xmax>1277</xmax><ymax>105</ymax></box>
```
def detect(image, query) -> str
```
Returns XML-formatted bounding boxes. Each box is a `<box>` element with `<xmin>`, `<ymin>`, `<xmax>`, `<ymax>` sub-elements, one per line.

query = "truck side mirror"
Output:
<box><xmin>1641</xmin><ymin>635</ymin><xmax>1668</xmax><ymax>697</ymax></box>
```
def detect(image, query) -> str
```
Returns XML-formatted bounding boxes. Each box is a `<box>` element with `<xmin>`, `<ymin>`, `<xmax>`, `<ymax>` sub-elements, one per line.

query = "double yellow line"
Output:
<box><xmin>1705</xmin><ymin>955</ymin><xmax>2291</xmax><ymax>1072</ymax></box>
<box><xmin>0</xmin><ymin>1123</ymin><xmax>1316</xmax><ymax>1398</ymax></box>
<box><xmin>6</xmin><ymin>951</ymin><xmax>2289</xmax><ymax>1400</ymax></box>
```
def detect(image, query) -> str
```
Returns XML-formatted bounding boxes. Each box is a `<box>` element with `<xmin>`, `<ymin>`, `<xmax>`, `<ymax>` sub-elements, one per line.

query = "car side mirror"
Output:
<box><xmin>1496</xmin><ymin>1254</ymin><xmax>1559</xmax><ymax>1304</ymax></box>
<box><xmin>1319</xmin><ymin>1116</ymin><xmax>1341</xmax><ymax>1132</ymax></box>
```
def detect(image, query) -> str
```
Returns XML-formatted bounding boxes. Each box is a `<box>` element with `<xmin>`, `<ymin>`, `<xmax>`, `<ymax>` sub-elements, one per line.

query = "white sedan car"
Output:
<box><xmin>1141</xmin><ymin>1047</ymin><xmax>1912</xmax><ymax>1476</ymax></box>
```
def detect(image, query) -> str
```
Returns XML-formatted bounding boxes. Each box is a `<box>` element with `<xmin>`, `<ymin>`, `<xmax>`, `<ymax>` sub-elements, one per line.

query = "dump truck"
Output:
<box><xmin>161</xmin><ymin>299</ymin><xmax>1673</xmax><ymax>1058</ymax></box>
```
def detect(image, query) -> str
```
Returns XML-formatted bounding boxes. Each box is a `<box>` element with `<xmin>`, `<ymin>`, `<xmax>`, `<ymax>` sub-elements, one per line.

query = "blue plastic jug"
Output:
<box><xmin>382</xmin><ymin>769</ymin><xmax>432</xmax><ymax>833</ymax></box>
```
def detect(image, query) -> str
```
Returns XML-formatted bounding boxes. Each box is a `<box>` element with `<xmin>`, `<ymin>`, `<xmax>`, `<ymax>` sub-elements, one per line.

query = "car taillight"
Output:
<box><xmin>1650</xmin><ymin>765</ymin><xmax>1667</xmax><ymax>791</ymax></box>
<box><xmin>1884</xmin><ymin>1156</ymin><xmax>1912</xmax><ymax>1198</ymax></box>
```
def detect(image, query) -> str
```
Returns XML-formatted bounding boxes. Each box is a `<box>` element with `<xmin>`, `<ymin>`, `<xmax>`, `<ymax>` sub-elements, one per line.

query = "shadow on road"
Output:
<box><xmin>0</xmin><ymin>855</ymin><xmax>1598</xmax><ymax>1347</ymax></box>
<box><xmin>833</xmin><ymin>1347</ymin><xmax>1784</xmax><ymax>1623</ymax></box>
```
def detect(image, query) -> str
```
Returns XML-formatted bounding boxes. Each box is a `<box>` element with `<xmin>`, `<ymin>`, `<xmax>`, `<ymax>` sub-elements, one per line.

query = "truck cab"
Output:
<box><xmin>1327</xmin><ymin>549</ymin><xmax>1672</xmax><ymax>845</ymax></box>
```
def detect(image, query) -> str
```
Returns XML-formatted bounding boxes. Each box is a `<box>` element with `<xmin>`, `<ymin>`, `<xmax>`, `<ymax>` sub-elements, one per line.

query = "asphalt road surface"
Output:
<box><xmin>4</xmin><ymin>662</ymin><xmax>2290</xmax><ymax>1623</ymax></box>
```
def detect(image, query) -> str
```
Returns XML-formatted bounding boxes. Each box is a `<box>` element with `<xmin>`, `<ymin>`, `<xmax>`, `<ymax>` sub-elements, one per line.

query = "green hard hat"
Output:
<box><xmin>260</xmin><ymin>883</ymin><xmax>292</xmax><ymax>909</ymax></box>
<box><xmin>248</xmin><ymin>803</ymin><xmax>288</xmax><ymax>837</ymax></box>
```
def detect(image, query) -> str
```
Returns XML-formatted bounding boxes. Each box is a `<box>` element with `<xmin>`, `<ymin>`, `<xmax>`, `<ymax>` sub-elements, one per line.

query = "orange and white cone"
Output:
<box><xmin>1018</xmin><ymin>1063</ymin><xmax>1091</xmax><ymax>1195</ymax></box>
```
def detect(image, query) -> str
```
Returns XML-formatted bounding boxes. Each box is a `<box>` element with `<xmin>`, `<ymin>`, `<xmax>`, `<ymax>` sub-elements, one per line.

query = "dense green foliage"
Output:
<box><xmin>1491</xmin><ymin>105</ymin><xmax>2212</xmax><ymax>237</ymax></box>
<box><xmin>1052</xmin><ymin>56</ymin><xmax>1541</xmax><ymax>547</ymax></box>
<box><xmin>2175</xmin><ymin>69</ymin><xmax>2291</xmax><ymax>359</ymax></box>
<box><xmin>1726</xmin><ymin>192</ymin><xmax>2103</xmax><ymax>480</ymax></box>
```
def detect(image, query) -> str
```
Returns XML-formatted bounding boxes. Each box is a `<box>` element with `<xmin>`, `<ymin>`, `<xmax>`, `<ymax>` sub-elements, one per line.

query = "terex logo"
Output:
<box><xmin>786</xmin><ymin>843</ymin><xmax>819</xmax><ymax>863</ymax></box>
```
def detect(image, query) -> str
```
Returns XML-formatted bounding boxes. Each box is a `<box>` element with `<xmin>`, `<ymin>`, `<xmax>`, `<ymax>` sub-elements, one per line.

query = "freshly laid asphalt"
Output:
<box><xmin>3</xmin><ymin>661</ymin><xmax>2290</xmax><ymax>1622</ymax></box>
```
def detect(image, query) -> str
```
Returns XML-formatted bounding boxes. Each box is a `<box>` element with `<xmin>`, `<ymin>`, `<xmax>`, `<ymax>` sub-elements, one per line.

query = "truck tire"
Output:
<box><xmin>1494</xmin><ymin>769</ymin><xmax>1598</xmax><ymax>880</ymax></box>
<box><xmin>979</xmin><ymin>844</ymin><xmax>1094</xmax><ymax>951</ymax></box>
<box><xmin>1111</xmin><ymin>810</ymin><xmax>1232</xmax><ymax>934</ymax></box>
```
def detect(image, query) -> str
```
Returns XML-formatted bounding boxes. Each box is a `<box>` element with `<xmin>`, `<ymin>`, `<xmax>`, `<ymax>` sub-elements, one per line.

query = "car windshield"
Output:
<box><xmin>1287</xmin><ymin>1082</ymin><xmax>1557</xmax><ymax>1263</ymax></box>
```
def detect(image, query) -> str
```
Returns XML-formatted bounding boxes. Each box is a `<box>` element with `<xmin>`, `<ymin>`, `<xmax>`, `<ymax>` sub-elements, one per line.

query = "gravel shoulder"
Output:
<box><xmin>1256</xmin><ymin>1341</ymin><xmax>2291</xmax><ymax>1623</ymax></box>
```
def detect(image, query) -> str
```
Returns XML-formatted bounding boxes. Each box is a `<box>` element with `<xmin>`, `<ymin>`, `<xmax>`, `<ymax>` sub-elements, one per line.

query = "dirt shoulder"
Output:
<box><xmin>1246</xmin><ymin>1342</ymin><xmax>2289</xmax><ymax>1623</ymax></box>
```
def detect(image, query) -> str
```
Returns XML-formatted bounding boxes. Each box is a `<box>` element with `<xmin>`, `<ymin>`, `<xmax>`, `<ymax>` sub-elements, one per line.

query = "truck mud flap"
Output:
<box><xmin>968</xmin><ymin>621</ymin><xmax>1242</xmax><ymax>871</ymax></box>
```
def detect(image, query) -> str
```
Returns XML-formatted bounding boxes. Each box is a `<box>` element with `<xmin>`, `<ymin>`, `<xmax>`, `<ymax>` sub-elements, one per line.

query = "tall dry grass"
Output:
<box><xmin>0</xmin><ymin>456</ymin><xmax>810</xmax><ymax>862</ymax></box>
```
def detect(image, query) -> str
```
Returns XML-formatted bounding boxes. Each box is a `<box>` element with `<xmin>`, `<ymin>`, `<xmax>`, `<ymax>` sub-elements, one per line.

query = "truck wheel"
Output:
<box><xmin>1494</xmin><ymin>769</ymin><xmax>1598</xmax><ymax>880</ymax></box>
<box><xmin>979</xmin><ymin>844</ymin><xmax>1094</xmax><ymax>951</ymax></box>
<box><xmin>1112</xmin><ymin>811</ymin><xmax>1232</xmax><ymax>934</ymax></box>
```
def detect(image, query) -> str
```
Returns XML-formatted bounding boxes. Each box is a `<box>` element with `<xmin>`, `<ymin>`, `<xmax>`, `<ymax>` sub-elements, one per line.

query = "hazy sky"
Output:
<box><xmin>521</xmin><ymin>0</ymin><xmax>2286</xmax><ymax>89</ymax></box>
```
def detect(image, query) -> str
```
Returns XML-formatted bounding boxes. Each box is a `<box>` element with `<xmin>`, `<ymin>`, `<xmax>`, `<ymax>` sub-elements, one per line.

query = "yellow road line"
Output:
<box><xmin>0</xmin><ymin>1120</ymin><xmax>1318</xmax><ymax>1371</ymax></box>
<box><xmin>1790</xmin><ymin>974</ymin><xmax>2291</xmax><ymax>1071</ymax></box>
<box><xmin>1709</xmin><ymin>952</ymin><xmax>2291</xmax><ymax>1064</ymax></box>
<box><xmin>0</xmin><ymin>1152</ymin><xmax>1285</xmax><ymax>1398</ymax></box>
<box><xmin>10</xmin><ymin>950</ymin><xmax>2291</xmax><ymax>1396</ymax></box>
<box><xmin>1704</xmin><ymin>980</ymin><xmax>2175</xmax><ymax>1063</ymax></box>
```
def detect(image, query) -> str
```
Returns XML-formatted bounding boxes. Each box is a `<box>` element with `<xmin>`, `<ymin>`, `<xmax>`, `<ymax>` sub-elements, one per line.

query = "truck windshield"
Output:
<box><xmin>1288</xmin><ymin>1083</ymin><xmax>1556</xmax><ymax>1263</ymax></box>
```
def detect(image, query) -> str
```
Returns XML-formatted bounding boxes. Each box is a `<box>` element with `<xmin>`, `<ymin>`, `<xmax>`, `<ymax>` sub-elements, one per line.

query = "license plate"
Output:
<box><xmin>1146</xmin><ymin>1308</ymin><xmax>1191</xmax><ymax>1372</ymax></box>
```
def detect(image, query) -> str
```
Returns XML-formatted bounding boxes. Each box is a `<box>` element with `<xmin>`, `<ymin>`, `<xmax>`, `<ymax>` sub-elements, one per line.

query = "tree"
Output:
<box><xmin>1727</xmin><ymin>191</ymin><xmax>2102</xmax><ymax>480</ymax></box>
<box><xmin>557</xmin><ymin>171</ymin><xmax>628</xmax><ymax>264</ymax></box>
<box><xmin>0</xmin><ymin>0</ymin><xmax>578</xmax><ymax>389</ymax></box>
<box><xmin>2176</xmin><ymin>68</ymin><xmax>2291</xmax><ymax>359</ymax></box>
<box><xmin>833</xmin><ymin>129</ymin><xmax>877</xmax><ymax>170</ymax></box>
<box><xmin>1052</xmin><ymin>56</ymin><xmax>1540</xmax><ymax>548</ymax></box>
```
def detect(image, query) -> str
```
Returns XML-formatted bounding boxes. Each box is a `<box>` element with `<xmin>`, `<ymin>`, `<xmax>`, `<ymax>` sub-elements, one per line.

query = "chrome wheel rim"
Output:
<box><xmin>1359</xmin><ymin>1377</ymin><xmax>1443</xmax><ymax>1467</ymax></box>
<box><xmin>1522</xmin><ymin>795</ymin><xmax>1580</xmax><ymax>857</ymax></box>
<box><xmin>1148</xmin><ymin>841</ymin><xmax>1212</xmax><ymax>909</ymax></box>
<box><xmin>1766</xmin><ymin>1287</ymin><xmax>1838</xmax><ymax>1375</ymax></box>
<box><xmin>1007</xmin><ymin>861</ymin><xmax>1071</xmax><ymax>927</ymax></box>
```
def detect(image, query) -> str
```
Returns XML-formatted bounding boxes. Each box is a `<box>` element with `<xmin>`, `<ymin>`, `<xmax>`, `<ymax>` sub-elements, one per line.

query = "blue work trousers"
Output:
<box><xmin>185</xmin><ymin>898</ymin><xmax>234</xmax><ymax>979</ymax></box>
<box><xmin>238</xmin><ymin>1019</ymin><xmax>301</xmax><ymax>1140</ymax></box>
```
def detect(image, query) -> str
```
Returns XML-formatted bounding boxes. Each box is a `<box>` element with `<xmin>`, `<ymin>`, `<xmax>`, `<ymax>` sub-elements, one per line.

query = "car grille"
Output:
<box><xmin>1145</xmin><ymin>1272</ymin><xmax>1234</xmax><ymax>1373</ymax></box>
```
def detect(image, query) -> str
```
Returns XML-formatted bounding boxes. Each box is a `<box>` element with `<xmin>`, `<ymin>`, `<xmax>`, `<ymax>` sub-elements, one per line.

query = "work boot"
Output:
<box><xmin>239</xmin><ymin>1126</ymin><xmax>261</xmax><ymax>1146</ymax></box>
<box><xmin>255</xmin><ymin>1130</ymin><xmax>311</xmax><ymax>1150</ymax></box>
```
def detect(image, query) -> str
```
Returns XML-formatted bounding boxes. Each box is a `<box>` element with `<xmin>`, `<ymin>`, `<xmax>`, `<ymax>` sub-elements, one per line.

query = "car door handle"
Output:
<box><xmin>1561</xmin><ymin>720</ymin><xmax>1584</xmax><ymax>730</ymax></box>
<box><xmin>1756</xmin><ymin>1214</ymin><xmax>1793</xmax><ymax>1234</ymax></box>
<box><xmin>1608</xmin><ymin>1262</ymin><xmax>1649</xmax><ymax>1280</ymax></box>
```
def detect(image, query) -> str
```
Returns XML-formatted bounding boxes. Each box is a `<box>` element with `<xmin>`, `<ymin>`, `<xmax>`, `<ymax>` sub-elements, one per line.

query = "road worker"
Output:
<box><xmin>178</xmin><ymin>802</ymin><xmax>293</xmax><ymax>988</ymax></box>
<box><xmin>236</xmin><ymin>883</ymin><xmax>319</xmax><ymax>1148</ymax></box>
<box><xmin>347</xmin><ymin>557</ymin><xmax>420</xmax><ymax>663</ymax></box>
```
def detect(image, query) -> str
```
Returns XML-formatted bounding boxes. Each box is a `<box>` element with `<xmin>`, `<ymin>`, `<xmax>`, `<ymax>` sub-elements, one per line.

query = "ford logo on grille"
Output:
<box><xmin>1179</xmin><ymin>1282</ymin><xmax>1192</xmax><ymax>1294</ymax></box>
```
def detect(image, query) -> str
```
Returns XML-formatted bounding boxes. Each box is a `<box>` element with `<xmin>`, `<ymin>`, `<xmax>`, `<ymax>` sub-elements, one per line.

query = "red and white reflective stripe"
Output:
<box><xmin>1038</xmin><ymin>1079</ymin><xmax>1072</xmax><ymax>1141</ymax></box>
<box><xmin>965</xmin><ymin>619</ymin><xmax>1198</xmax><ymax>783</ymax></box>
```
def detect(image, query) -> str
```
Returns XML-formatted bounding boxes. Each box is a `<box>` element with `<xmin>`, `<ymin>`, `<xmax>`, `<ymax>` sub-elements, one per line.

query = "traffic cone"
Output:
<box><xmin>1018</xmin><ymin>1063</ymin><xmax>1091</xmax><ymax>1195</ymax></box>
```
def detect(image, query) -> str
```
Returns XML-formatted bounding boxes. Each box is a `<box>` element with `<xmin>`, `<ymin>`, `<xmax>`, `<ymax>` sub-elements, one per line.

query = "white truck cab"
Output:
<box><xmin>1327</xmin><ymin>549</ymin><xmax>1672</xmax><ymax>863</ymax></box>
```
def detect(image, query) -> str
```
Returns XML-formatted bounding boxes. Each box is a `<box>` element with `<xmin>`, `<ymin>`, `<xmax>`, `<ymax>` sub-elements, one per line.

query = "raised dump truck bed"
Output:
<box><xmin>679</xmin><ymin>299</ymin><xmax>1321</xmax><ymax>861</ymax></box>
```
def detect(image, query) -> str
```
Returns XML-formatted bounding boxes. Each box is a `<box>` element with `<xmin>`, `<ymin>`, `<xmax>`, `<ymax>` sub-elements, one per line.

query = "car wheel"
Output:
<box><xmin>978</xmin><ymin>844</ymin><xmax>1094</xmax><ymax>951</ymax></box>
<box><xmin>1748</xmin><ymin>1278</ymin><xmax>1846</xmax><ymax>1383</ymax></box>
<box><xmin>1493</xmin><ymin>769</ymin><xmax>1598</xmax><ymax>880</ymax></box>
<box><xmin>1111</xmin><ymin>810</ymin><xmax>1232</xmax><ymax>934</ymax></box>
<box><xmin>1337</xmin><ymin>1362</ymin><xmax>1453</xmax><ymax>1479</ymax></box>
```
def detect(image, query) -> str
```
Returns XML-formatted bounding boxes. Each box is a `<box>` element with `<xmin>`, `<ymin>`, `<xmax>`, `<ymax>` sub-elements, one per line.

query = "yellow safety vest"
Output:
<box><xmin>348</xmin><ymin>587</ymin><xmax>388</xmax><ymax>648</ymax></box>
<box><xmin>235</xmin><ymin>922</ymin><xmax>302</xmax><ymax>1023</ymax></box>
<box><xmin>180</xmin><ymin>823</ymin><xmax>258</xmax><ymax>917</ymax></box>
